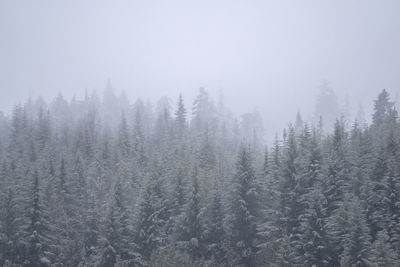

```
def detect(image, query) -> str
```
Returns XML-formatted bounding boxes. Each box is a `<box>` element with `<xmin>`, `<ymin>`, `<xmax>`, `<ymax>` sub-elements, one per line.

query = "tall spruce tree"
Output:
<box><xmin>175</xmin><ymin>168</ymin><xmax>204</xmax><ymax>260</ymax></box>
<box><xmin>26</xmin><ymin>169</ymin><xmax>50</xmax><ymax>266</ymax></box>
<box><xmin>228</xmin><ymin>145</ymin><xmax>259</xmax><ymax>266</ymax></box>
<box><xmin>134</xmin><ymin>163</ymin><xmax>168</xmax><ymax>264</ymax></box>
<box><xmin>279</xmin><ymin>126</ymin><xmax>305</xmax><ymax>263</ymax></box>
<box><xmin>175</xmin><ymin>94</ymin><xmax>187</xmax><ymax>138</ymax></box>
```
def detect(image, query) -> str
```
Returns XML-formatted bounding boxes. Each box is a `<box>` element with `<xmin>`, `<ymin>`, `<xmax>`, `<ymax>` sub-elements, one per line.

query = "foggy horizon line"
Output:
<box><xmin>1</xmin><ymin>82</ymin><xmax>397</xmax><ymax>135</ymax></box>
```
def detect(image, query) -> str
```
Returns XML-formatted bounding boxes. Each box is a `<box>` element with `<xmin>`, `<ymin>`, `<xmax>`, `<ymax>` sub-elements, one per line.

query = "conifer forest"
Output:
<box><xmin>0</xmin><ymin>87</ymin><xmax>400</xmax><ymax>267</ymax></box>
<box><xmin>1</xmin><ymin>1</ymin><xmax>400</xmax><ymax>266</ymax></box>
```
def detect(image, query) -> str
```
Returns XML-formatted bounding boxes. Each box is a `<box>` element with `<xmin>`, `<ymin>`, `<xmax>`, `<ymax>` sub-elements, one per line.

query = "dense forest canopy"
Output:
<box><xmin>0</xmin><ymin>87</ymin><xmax>399</xmax><ymax>267</ymax></box>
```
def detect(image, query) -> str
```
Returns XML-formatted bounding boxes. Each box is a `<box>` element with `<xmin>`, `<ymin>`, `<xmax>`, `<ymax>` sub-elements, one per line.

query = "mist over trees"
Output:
<box><xmin>0</xmin><ymin>86</ymin><xmax>400</xmax><ymax>267</ymax></box>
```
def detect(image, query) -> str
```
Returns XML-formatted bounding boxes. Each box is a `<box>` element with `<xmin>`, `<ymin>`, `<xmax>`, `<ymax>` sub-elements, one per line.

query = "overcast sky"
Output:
<box><xmin>1</xmin><ymin>0</ymin><xmax>399</xmax><ymax>135</ymax></box>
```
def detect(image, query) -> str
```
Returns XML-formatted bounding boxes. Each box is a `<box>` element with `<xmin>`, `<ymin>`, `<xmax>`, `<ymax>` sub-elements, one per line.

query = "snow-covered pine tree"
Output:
<box><xmin>105</xmin><ymin>178</ymin><xmax>132</xmax><ymax>261</ymax></box>
<box><xmin>118</xmin><ymin>112</ymin><xmax>131</xmax><ymax>159</ymax></box>
<box><xmin>372</xmin><ymin>89</ymin><xmax>394</xmax><ymax>128</ymax></box>
<box><xmin>133</xmin><ymin>162</ymin><xmax>168</xmax><ymax>264</ymax></box>
<box><xmin>369</xmin><ymin>230</ymin><xmax>399</xmax><ymax>267</ymax></box>
<box><xmin>278</xmin><ymin>126</ymin><xmax>304</xmax><ymax>264</ymax></box>
<box><xmin>299</xmin><ymin>189</ymin><xmax>331</xmax><ymax>266</ymax></box>
<box><xmin>174</xmin><ymin>94</ymin><xmax>187</xmax><ymax>138</ymax></box>
<box><xmin>175</xmin><ymin>167</ymin><xmax>205</xmax><ymax>260</ymax></box>
<box><xmin>0</xmin><ymin>188</ymin><xmax>19</xmax><ymax>264</ymax></box>
<box><xmin>204</xmin><ymin>184</ymin><xmax>225</xmax><ymax>263</ymax></box>
<box><xmin>339</xmin><ymin>199</ymin><xmax>372</xmax><ymax>267</ymax></box>
<box><xmin>26</xmin><ymin>169</ymin><xmax>50</xmax><ymax>266</ymax></box>
<box><xmin>228</xmin><ymin>145</ymin><xmax>259</xmax><ymax>267</ymax></box>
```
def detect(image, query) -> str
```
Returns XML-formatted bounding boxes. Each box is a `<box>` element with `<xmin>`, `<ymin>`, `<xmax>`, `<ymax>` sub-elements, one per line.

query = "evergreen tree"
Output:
<box><xmin>372</xmin><ymin>89</ymin><xmax>394</xmax><ymax>127</ymax></box>
<box><xmin>118</xmin><ymin>113</ymin><xmax>131</xmax><ymax>158</ymax></box>
<box><xmin>175</xmin><ymin>169</ymin><xmax>204</xmax><ymax>260</ymax></box>
<box><xmin>279</xmin><ymin>127</ymin><xmax>305</xmax><ymax>263</ymax></box>
<box><xmin>294</xmin><ymin>111</ymin><xmax>303</xmax><ymax>136</ymax></box>
<box><xmin>0</xmin><ymin>188</ymin><xmax>19</xmax><ymax>264</ymax></box>
<box><xmin>367</xmin><ymin>143</ymin><xmax>389</xmax><ymax>239</ymax></box>
<box><xmin>105</xmin><ymin>179</ymin><xmax>132</xmax><ymax>260</ymax></box>
<box><xmin>299</xmin><ymin>190</ymin><xmax>331</xmax><ymax>266</ymax></box>
<box><xmin>84</xmin><ymin>194</ymin><xmax>100</xmax><ymax>257</ymax></box>
<box><xmin>204</xmin><ymin>186</ymin><xmax>225</xmax><ymax>263</ymax></box>
<box><xmin>171</xmin><ymin>168</ymin><xmax>186</xmax><ymax>218</ymax></box>
<box><xmin>228</xmin><ymin>145</ymin><xmax>259</xmax><ymax>267</ymax></box>
<box><xmin>369</xmin><ymin>230</ymin><xmax>399</xmax><ymax>267</ymax></box>
<box><xmin>95</xmin><ymin>240</ymin><xmax>117</xmax><ymax>267</ymax></box>
<box><xmin>134</xmin><ymin>165</ymin><xmax>168</xmax><ymax>264</ymax></box>
<box><xmin>314</xmin><ymin>80</ymin><xmax>339</xmax><ymax>132</ymax></box>
<box><xmin>339</xmin><ymin>200</ymin><xmax>371</xmax><ymax>267</ymax></box>
<box><xmin>175</xmin><ymin>94</ymin><xmax>187</xmax><ymax>137</ymax></box>
<box><xmin>323</xmin><ymin>119</ymin><xmax>350</xmax><ymax>216</ymax></box>
<box><xmin>26</xmin><ymin>169</ymin><xmax>50</xmax><ymax>266</ymax></box>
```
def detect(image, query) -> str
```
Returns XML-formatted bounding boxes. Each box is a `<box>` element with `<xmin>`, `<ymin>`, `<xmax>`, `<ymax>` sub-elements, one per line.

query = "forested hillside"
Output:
<box><xmin>0</xmin><ymin>88</ymin><xmax>399</xmax><ymax>267</ymax></box>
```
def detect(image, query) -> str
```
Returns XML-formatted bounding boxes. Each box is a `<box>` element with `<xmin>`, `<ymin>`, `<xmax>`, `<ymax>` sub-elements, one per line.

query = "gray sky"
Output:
<box><xmin>1</xmin><ymin>0</ymin><xmax>399</xmax><ymax>134</ymax></box>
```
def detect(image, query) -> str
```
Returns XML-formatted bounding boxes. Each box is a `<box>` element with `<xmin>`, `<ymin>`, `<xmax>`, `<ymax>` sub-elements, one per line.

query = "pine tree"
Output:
<box><xmin>53</xmin><ymin>158</ymin><xmax>81</xmax><ymax>264</ymax></box>
<box><xmin>383</xmin><ymin>155</ymin><xmax>400</xmax><ymax>253</ymax></box>
<box><xmin>299</xmin><ymin>190</ymin><xmax>331</xmax><ymax>266</ymax></box>
<box><xmin>367</xmin><ymin>143</ymin><xmax>389</xmax><ymax>239</ymax></box>
<box><xmin>175</xmin><ymin>94</ymin><xmax>187</xmax><ymax>137</ymax></box>
<box><xmin>29</xmin><ymin>170</ymin><xmax>41</xmax><ymax>235</ymax></box>
<box><xmin>171</xmin><ymin>168</ymin><xmax>186</xmax><ymax>216</ymax></box>
<box><xmin>175</xmin><ymin>169</ymin><xmax>204</xmax><ymax>260</ymax></box>
<box><xmin>294</xmin><ymin>111</ymin><xmax>303</xmax><ymax>136</ymax></box>
<box><xmin>314</xmin><ymin>80</ymin><xmax>339</xmax><ymax>132</ymax></box>
<box><xmin>132</xmin><ymin>100</ymin><xmax>147</xmax><ymax>167</ymax></box>
<box><xmin>95</xmin><ymin>240</ymin><xmax>117</xmax><ymax>267</ymax></box>
<box><xmin>204</xmin><ymin>186</ymin><xmax>225</xmax><ymax>263</ymax></box>
<box><xmin>118</xmin><ymin>113</ymin><xmax>131</xmax><ymax>158</ymax></box>
<box><xmin>154</xmin><ymin>106</ymin><xmax>172</xmax><ymax>150</ymax></box>
<box><xmin>228</xmin><ymin>145</ymin><xmax>259</xmax><ymax>267</ymax></box>
<box><xmin>369</xmin><ymin>230</ymin><xmax>399</xmax><ymax>267</ymax></box>
<box><xmin>34</xmin><ymin>107</ymin><xmax>52</xmax><ymax>155</ymax></box>
<box><xmin>0</xmin><ymin>188</ymin><xmax>19</xmax><ymax>264</ymax></box>
<box><xmin>134</xmin><ymin>165</ymin><xmax>168</xmax><ymax>264</ymax></box>
<box><xmin>257</xmin><ymin>137</ymin><xmax>281</xmax><ymax>264</ymax></box>
<box><xmin>84</xmin><ymin>194</ymin><xmax>100</xmax><ymax>257</ymax></box>
<box><xmin>339</xmin><ymin>200</ymin><xmax>371</xmax><ymax>267</ymax></box>
<box><xmin>192</xmin><ymin>88</ymin><xmax>210</xmax><ymax>120</ymax></box>
<box><xmin>2</xmin><ymin>188</ymin><xmax>18</xmax><ymax>241</ymax></box>
<box><xmin>323</xmin><ymin>119</ymin><xmax>350</xmax><ymax>216</ymax></box>
<box><xmin>198</xmin><ymin>126</ymin><xmax>216</xmax><ymax>171</ymax></box>
<box><xmin>279</xmin><ymin>127</ymin><xmax>304</xmax><ymax>263</ymax></box>
<box><xmin>26</xmin><ymin>169</ymin><xmax>50</xmax><ymax>266</ymax></box>
<box><xmin>269</xmin><ymin>135</ymin><xmax>282</xmax><ymax>207</ymax></box>
<box><xmin>105</xmin><ymin>179</ymin><xmax>132</xmax><ymax>260</ymax></box>
<box><xmin>372</xmin><ymin>89</ymin><xmax>394</xmax><ymax>127</ymax></box>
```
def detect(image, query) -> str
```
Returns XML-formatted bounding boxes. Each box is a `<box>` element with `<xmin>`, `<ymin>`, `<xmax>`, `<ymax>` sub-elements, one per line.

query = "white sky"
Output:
<box><xmin>1</xmin><ymin>0</ymin><xmax>399</xmax><ymax>135</ymax></box>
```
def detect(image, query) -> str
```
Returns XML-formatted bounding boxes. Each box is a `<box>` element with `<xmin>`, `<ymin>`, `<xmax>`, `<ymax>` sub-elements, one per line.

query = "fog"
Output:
<box><xmin>3</xmin><ymin>2</ymin><xmax>400</xmax><ymax>265</ymax></box>
<box><xmin>1</xmin><ymin>0</ymin><xmax>400</xmax><ymax>137</ymax></box>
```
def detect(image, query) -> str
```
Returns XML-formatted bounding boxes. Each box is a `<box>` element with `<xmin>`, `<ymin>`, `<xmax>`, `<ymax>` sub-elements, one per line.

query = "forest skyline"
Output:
<box><xmin>1</xmin><ymin>0</ymin><xmax>400</xmax><ymax>136</ymax></box>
